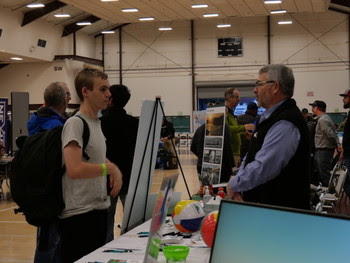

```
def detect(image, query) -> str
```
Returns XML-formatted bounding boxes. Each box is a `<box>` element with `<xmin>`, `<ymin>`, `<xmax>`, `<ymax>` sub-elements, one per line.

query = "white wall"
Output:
<box><xmin>100</xmin><ymin>10</ymin><xmax>349</xmax><ymax>116</ymax></box>
<box><xmin>0</xmin><ymin>7</ymin><xmax>64</xmax><ymax>61</ymax></box>
<box><xmin>0</xmin><ymin>8</ymin><xmax>348</xmax><ymax>116</ymax></box>
<box><xmin>0</xmin><ymin>6</ymin><xmax>101</xmax><ymax>104</ymax></box>
<box><xmin>0</xmin><ymin>60</ymin><xmax>85</xmax><ymax>104</ymax></box>
<box><xmin>294</xmin><ymin>70</ymin><xmax>349</xmax><ymax>112</ymax></box>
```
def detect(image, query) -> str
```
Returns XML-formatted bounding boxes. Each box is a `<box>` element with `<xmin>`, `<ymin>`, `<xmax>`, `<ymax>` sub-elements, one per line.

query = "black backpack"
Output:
<box><xmin>10</xmin><ymin>115</ymin><xmax>90</xmax><ymax>227</ymax></box>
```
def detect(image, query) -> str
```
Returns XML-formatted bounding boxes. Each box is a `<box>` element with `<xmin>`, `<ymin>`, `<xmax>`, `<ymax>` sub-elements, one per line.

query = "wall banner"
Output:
<box><xmin>0</xmin><ymin>98</ymin><xmax>8</xmax><ymax>150</ymax></box>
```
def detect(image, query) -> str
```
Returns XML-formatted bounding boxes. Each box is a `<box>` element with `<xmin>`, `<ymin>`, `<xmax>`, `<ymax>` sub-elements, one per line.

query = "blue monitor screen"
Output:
<box><xmin>210</xmin><ymin>200</ymin><xmax>350</xmax><ymax>263</ymax></box>
<box><xmin>234</xmin><ymin>97</ymin><xmax>265</xmax><ymax>116</ymax></box>
<box><xmin>198</xmin><ymin>98</ymin><xmax>265</xmax><ymax>116</ymax></box>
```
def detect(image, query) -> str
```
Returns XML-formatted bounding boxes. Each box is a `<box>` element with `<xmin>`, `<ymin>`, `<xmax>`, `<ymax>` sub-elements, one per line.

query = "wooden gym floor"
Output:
<box><xmin>0</xmin><ymin>148</ymin><xmax>199</xmax><ymax>263</ymax></box>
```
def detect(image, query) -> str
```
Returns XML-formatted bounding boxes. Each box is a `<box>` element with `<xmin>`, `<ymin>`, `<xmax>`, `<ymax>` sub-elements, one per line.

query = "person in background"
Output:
<box><xmin>237</xmin><ymin>101</ymin><xmax>259</xmax><ymax>160</ymax></box>
<box><xmin>100</xmin><ymin>84</ymin><xmax>139</xmax><ymax>243</ymax></box>
<box><xmin>27</xmin><ymin>82</ymin><xmax>70</xmax><ymax>263</ymax></box>
<box><xmin>227</xmin><ymin>64</ymin><xmax>310</xmax><ymax>210</ymax></box>
<box><xmin>59</xmin><ymin>68</ymin><xmax>122</xmax><ymax>263</ymax></box>
<box><xmin>191</xmin><ymin>123</ymin><xmax>234</xmax><ymax>193</ymax></box>
<box><xmin>225</xmin><ymin>88</ymin><xmax>255</xmax><ymax>167</ymax></box>
<box><xmin>310</xmin><ymin>100</ymin><xmax>342</xmax><ymax>186</ymax></box>
<box><xmin>301</xmin><ymin>108</ymin><xmax>313</xmax><ymax>123</ymax></box>
<box><xmin>339</xmin><ymin>89</ymin><xmax>350</xmax><ymax>198</ymax></box>
<box><xmin>161</xmin><ymin>117</ymin><xmax>176</xmax><ymax>157</ymax></box>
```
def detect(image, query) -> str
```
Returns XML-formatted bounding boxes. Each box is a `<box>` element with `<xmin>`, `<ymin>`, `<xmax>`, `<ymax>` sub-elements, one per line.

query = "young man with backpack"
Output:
<box><xmin>59</xmin><ymin>68</ymin><xmax>122</xmax><ymax>263</ymax></box>
<box><xmin>26</xmin><ymin>82</ymin><xmax>70</xmax><ymax>263</ymax></box>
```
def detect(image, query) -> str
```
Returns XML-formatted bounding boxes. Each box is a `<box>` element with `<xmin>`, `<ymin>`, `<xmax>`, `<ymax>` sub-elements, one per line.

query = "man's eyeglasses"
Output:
<box><xmin>255</xmin><ymin>80</ymin><xmax>276</xmax><ymax>87</ymax></box>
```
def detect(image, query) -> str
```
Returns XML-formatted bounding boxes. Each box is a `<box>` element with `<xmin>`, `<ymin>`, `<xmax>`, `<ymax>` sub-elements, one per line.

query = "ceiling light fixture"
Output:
<box><xmin>100</xmin><ymin>0</ymin><xmax>119</xmax><ymax>2</ymax></box>
<box><xmin>278</xmin><ymin>20</ymin><xmax>292</xmax><ymax>24</ymax></box>
<box><xmin>122</xmin><ymin>8</ymin><xmax>138</xmax><ymax>12</ymax></box>
<box><xmin>76</xmin><ymin>22</ymin><xmax>92</xmax><ymax>26</ymax></box>
<box><xmin>101</xmin><ymin>30</ymin><xmax>115</xmax><ymax>34</ymax></box>
<box><xmin>264</xmin><ymin>0</ymin><xmax>282</xmax><ymax>4</ymax></box>
<box><xmin>10</xmin><ymin>57</ymin><xmax>23</xmax><ymax>61</ymax></box>
<box><xmin>26</xmin><ymin>3</ymin><xmax>45</xmax><ymax>8</ymax></box>
<box><xmin>191</xmin><ymin>4</ymin><xmax>208</xmax><ymax>8</ymax></box>
<box><xmin>54</xmin><ymin>14</ymin><xmax>71</xmax><ymax>18</ymax></box>
<box><xmin>270</xmin><ymin>9</ymin><xmax>287</xmax><ymax>14</ymax></box>
<box><xmin>139</xmin><ymin>17</ymin><xmax>155</xmax><ymax>21</ymax></box>
<box><xmin>203</xmin><ymin>13</ymin><xmax>219</xmax><ymax>17</ymax></box>
<box><xmin>217</xmin><ymin>24</ymin><xmax>231</xmax><ymax>28</ymax></box>
<box><xmin>159</xmin><ymin>27</ymin><xmax>173</xmax><ymax>31</ymax></box>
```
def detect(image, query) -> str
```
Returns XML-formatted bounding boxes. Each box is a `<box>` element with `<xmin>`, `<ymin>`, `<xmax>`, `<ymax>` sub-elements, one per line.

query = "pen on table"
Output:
<box><xmin>103</xmin><ymin>249</ymin><xmax>133</xmax><ymax>253</ymax></box>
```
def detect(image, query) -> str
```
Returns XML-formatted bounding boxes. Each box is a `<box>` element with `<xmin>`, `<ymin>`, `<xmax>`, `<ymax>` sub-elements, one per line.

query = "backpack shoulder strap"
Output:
<box><xmin>74</xmin><ymin>115</ymin><xmax>90</xmax><ymax>160</ymax></box>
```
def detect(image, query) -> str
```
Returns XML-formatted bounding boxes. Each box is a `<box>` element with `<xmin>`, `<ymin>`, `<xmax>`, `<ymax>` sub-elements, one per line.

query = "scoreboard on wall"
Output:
<box><xmin>218</xmin><ymin>37</ymin><xmax>243</xmax><ymax>57</ymax></box>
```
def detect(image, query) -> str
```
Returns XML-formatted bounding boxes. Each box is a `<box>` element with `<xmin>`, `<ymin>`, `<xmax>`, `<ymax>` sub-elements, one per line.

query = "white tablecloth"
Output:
<box><xmin>76</xmin><ymin>219</ymin><xmax>211</xmax><ymax>263</ymax></box>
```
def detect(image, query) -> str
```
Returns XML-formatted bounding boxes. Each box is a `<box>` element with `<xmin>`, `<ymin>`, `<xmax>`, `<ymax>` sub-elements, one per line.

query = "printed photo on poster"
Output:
<box><xmin>203</xmin><ymin>149</ymin><xmax>222</xmax><ymax>165</ymax></box>
<box><xmin>204</xmin><ymin>136</ymin><xmax>223</xmax><ymax>149</ymax></box>
<box><xmin>205</xmin><ymin>112</ymin><xmax>224</xmax><ymax>136</ymax></box>
<box><xmin>201</xmin><ymin>163</ymin><xmax>221</xmax><ymax>185</ymax></box>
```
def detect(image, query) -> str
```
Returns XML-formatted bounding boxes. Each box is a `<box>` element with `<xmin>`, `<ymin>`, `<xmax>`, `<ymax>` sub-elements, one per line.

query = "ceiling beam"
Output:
<box><xmin>94</xmin><ymin>23</ymin><xmax>130</xmax><ymax>38</ymax></box>
<box><xmin>329</xmin><ymin>6</ymin><xmax>350</xmax><ymax>14</ymax></box>
<box><xmin>54</xmin><ymin>55</ymin><xmax>103</xmax><ymax>66</ymax></box>
<box><xmin>331</xmin><ymin>0</ymin><xmax>350</xmax><ymax>8</ymax></box>
<box><xmin>62</xmin><ymin>15</ymin><xmax>101</xmax><ymax>37</ymax></box>
<box><xmin>22</xmin><ymin>1</ymin><xmax>67</xmax><ymax>27</ymax></box>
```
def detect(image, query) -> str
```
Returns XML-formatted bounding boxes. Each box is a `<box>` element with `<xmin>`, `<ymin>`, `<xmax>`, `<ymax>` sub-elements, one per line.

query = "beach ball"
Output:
<box><xmin>172</xmin><ymin>200</ymin><xmax>205</xmax><ymax>233</ymax></box>
<box><xmin>200</xmin><ymin>211</ymin><xmax>219</xmax><ymax>247</ymax></box>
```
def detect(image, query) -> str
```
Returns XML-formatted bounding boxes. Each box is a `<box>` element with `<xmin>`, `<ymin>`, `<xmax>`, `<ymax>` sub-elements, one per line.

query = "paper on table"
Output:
<box><xmin>104</xmin><ymin>236</ymin><xmax>148</xmax><ymax>250</ymax></box>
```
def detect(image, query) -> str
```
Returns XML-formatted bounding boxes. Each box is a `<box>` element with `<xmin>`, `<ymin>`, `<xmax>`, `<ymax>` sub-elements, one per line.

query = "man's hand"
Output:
<box><xmin>244</xmin><ymin>123</ymin><xmax>255</xmax><ymax>132</ymax></box>
<box><xmin>244</xmin><ymin>131</ymin><xmax>253</xmax><ymax>140</ymax></box>
<box><xmin>226</xmin><ymin>184</ymin><xmax>243</xmax><ymax>201</ymax></box>
<box><xmin>106</xmin><ymin>161</ymin><xmax>123</xmax><ymax>197</ymax></box>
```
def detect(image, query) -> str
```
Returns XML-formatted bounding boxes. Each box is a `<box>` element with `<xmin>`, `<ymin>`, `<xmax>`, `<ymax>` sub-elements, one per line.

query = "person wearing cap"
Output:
<box><xmin>237</xmin><ymin>102</ymin><xmax>260</xmax><ymax>160</ymax></box>
<box><xmin>100</xmin><ymin>84</ymin><xmax>139</xmax><ymax>242</ymax></box>
<box><xmin>339</xmin><ymin>89</ymin><xmax>350</xmax><ymax>197</ymax></box>
<box><xmin>225</xmin><ymin>88</ymin><xmax>255</xmax><ymax>167</ymax></box>
<box><xmin>309</xmin><ymin>100</ymin><xmax>341</xmax><ymax>187</ymax></box>
<box><xmin>227</xmin><ymin>64</ymin><xmax>310</xmax><ymax>210</ymax></box>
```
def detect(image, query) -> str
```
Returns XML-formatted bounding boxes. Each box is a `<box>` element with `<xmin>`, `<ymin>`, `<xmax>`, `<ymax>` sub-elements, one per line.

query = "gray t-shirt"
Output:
<box><xmin>61</xmin><ymin>112</ymin><xmax>110</xmax><ymax>218</ymax></box>
<box><xmin>315</xmin><ymin>113</ymin><xmax>339</xmax><ymax>149</ymax></box>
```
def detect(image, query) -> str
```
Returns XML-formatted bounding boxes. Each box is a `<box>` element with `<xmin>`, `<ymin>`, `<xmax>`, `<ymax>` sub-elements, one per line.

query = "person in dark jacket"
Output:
<box><xmin>27</xmin><ymin>82</ymin><xmax>68</xmax><ymax>135</ymax></box>
<box><xmin>339</xmin><ymin>89</ymin><xmax>350</xmax><ymax>198</ymax></box>
<box><xmin>161</xmin><ymin>117</ymin><xmax>176</xmax><ymax>157</ymax></box>
<box><xmin>227</xmin><ymin>64</ymin><xmax>311</xmax><ymax>210</ymax></box>
<box><xmin>191</xmin><ymin>123</ymin><xmax>235</xmax><ymax>187</ymax></box>
<box><xmin>100</xmin><ymin>84</ymin><xmax>139</xmax><ymax>243</ymax></box>
<box><xmin>27</xmin><ymin>82</ymin><xmax>70</xmax><ymax>263</ymax></box>
<box><xmin>237</xmin><ymin>102</ymin><xmax>259</xmax><ymax>160</ymax></box>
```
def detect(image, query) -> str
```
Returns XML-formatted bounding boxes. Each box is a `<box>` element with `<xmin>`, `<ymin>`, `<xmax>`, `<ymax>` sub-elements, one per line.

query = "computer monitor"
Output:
<box><xmin>210</xmin><ymin>200</ymin><xmax>350</xmax><ymax>263</ymax></box>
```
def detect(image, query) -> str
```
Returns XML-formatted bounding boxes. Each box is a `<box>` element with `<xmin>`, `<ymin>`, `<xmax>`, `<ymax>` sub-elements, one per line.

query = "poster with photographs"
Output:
<box><xmin>201</xmin><ymin>106</ymin><xmax>226</xmax><ymax>185</ymax></box>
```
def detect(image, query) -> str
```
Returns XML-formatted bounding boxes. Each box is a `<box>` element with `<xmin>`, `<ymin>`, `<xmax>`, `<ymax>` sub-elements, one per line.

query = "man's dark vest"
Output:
<box><xmin>243</xmin><ymin>98</ymin><xmax>310</xmax><ymax>210</ymax></box>
<box><xmin>342</xmin><ymin>111</ymin><xmax>350</xmax><ymax>158</ymax></box>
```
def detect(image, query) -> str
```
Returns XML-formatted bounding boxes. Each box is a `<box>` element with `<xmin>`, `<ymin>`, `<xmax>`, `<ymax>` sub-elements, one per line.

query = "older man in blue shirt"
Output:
<box><xmin>227</xmin><ymin>64</ymin><xmax>310</xmax><ymax>210</ymax></box>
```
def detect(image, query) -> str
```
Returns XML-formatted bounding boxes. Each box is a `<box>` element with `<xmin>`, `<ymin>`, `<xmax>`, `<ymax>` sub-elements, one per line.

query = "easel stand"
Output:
<box><xmin>124</xmin><ymin>98</ymin><xmax>191</xmax><ymax>233</ymax></box>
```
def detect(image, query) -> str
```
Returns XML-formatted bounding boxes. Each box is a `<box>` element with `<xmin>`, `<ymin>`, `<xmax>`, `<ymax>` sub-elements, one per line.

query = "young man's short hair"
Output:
<box><xmin>75</xmin><ymin>68</ymin><xmax>108</xmax><ymax>101</ymax></box>
<box><xmin>109</xmin><ymin>85</ymin><xmax>131</xmax><ymax>108</ymax></box>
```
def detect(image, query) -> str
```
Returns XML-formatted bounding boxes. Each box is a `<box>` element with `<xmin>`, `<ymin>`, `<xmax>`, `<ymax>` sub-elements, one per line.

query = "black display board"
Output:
<box><xmin>218</xmin><ymin>37</ymin><xmax>243</xmax><ymax>57</ymax></box>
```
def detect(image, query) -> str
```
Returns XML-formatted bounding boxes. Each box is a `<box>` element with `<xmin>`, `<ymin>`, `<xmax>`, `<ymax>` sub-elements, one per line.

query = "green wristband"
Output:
<box><xmin>101</xmin><ymin>163</ymin><xmax>107</xmax><ymax>177</ymax></box>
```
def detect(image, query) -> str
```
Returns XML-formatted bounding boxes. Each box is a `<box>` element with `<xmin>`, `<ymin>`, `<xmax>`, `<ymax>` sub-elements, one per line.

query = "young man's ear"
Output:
<box><xmin>82</xmin><ymin>87</ymin><xmax>89</xmax><ymax>98</ymax></box>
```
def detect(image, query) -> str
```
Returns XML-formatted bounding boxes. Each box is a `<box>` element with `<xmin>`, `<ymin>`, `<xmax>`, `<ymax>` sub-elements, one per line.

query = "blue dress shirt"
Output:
<box><xmin>229</xmin><ymin>100</ymin><xmax>301</xmax><ymax>192</ymax></box>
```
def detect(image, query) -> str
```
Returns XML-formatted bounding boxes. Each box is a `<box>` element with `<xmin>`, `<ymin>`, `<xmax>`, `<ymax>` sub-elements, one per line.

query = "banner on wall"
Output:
<box><xmin>0</xmin><ymin>98</ymin><xmax>8</xmax><ymax>150</ymax></box>
<box><xmin>200</xmin><ymin>106</ymin><xmax>226</xmax><ymax>185</ymax></box>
